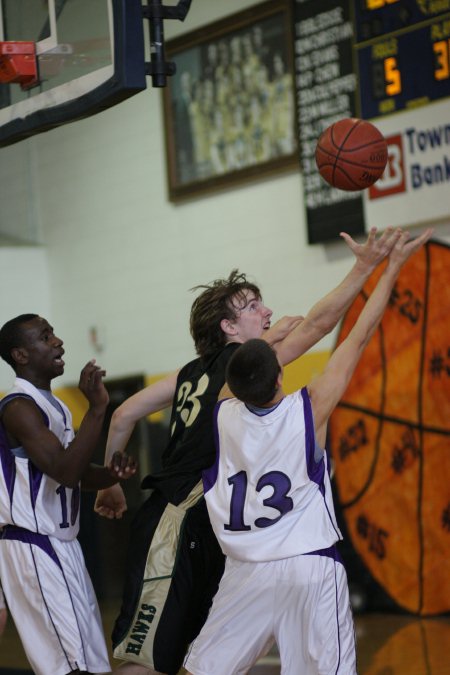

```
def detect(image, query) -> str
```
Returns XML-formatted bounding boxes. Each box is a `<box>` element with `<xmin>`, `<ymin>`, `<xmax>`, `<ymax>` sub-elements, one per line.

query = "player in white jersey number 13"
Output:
<box><xmin>184</xmin><ymin>228</ymin><xmax>432</xmax><ymax>675</ymax></box>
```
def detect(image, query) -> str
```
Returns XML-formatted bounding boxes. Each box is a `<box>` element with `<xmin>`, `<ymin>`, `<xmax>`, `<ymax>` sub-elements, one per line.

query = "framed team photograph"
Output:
<box><xmin>162</xmin><ymin>0</ymin><xmax>298</xmax><ymax>202</ymax></box>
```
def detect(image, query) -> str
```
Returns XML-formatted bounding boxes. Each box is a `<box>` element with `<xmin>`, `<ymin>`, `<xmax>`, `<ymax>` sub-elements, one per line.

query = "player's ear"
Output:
<box><xmin>11</xmin><ymin>346</ymin><xmax>29</xmax><ymax>366</ymax></box>
<box><xmin>220</xmin><ymin>318</ymin><xmax>238</xmax><ymax>337</ymax></box>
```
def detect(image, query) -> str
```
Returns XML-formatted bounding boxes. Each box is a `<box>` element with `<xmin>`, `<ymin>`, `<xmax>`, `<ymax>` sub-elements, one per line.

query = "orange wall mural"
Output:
<box><xmin>329</xmin><ymin>239</ymin><xmax>450</xmax><ymax>615</ymax></box>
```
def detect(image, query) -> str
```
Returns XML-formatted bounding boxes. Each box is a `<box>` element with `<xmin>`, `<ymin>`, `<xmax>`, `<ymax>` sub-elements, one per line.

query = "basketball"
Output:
<box><xmin>315</xmin><ymin>118</ymin><xmax>388</xmax><ymax>191</ymax></box>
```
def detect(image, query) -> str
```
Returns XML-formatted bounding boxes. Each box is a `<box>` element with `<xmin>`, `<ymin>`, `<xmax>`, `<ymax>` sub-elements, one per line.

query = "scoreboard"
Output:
<box><xmin>292</xmin><ymin>0</ymin><xmax>450</xmax><ymax>243</ymax></box>
<box><xmin>354</xmin><ymin>0</ymin><xmax>450</xmax><ymax>119</ymax></box>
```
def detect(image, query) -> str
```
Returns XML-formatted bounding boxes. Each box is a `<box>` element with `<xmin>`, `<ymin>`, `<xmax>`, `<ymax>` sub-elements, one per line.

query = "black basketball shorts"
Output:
<box><xmin>112</xmin><ymin>483</ymin><xmax>225</xmax><ymax>674</ymax></box>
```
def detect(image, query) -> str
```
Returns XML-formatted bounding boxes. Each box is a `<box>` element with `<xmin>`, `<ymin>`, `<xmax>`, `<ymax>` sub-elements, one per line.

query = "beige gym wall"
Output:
<box><xmin>0</xmin><ymin>0</ymin><xmax>447</xmax><ymax>395</ymax></box>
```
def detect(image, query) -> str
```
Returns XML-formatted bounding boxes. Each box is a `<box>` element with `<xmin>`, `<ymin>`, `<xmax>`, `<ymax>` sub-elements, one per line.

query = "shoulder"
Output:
<box><xmin>284</xmin><ymin>387</ymin><xmax>308</xmax><ymax>406</ymax></box>
<box><xmin>216</xmin><ymin>396</ymin><xmax>243</xmax><ymax>419</ymax></box>
<box><xmin>0</xmin><ymin>379</ymin><xmax>37</xmax><ymax>416</ymax></box>
<box><xmin>178</xmin><ymin>344</ymin><xmax>239</xmax><ymax>380</ymax></box>
<box><xmin>0</xmin><ymin>396</ymin><xmax>47</xmax><ymax>435</ymax></box>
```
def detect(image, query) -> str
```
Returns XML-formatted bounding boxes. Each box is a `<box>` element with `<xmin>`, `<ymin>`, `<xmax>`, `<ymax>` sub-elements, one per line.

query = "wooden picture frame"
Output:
<box><xmin>162</xmin><ymin>0</ymin><xmax>298</xmax><ymax>202</ymax></box>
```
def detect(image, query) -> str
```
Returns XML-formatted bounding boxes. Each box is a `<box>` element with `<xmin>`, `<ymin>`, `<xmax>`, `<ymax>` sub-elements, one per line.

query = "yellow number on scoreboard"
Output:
<box><xmin>366</xmin><ymin>0</ymin><xmax>399</xmax><ymax>9</ymax></box>
<box><xmin>384</xmin><ymin>56</ymin><xmax>402</xmax><ymax>95</ymax></box>
<box><xmin>433</xmin><ymin>39</ymin><xmax>450</xmax><ymax>80</ymax></box>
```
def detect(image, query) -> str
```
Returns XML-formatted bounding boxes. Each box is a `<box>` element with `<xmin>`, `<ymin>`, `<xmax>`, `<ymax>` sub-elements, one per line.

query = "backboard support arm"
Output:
<box><xmin>143</xmin><ymin>0</ymin><xmax>192</xmax><ymax>87</ymax></box>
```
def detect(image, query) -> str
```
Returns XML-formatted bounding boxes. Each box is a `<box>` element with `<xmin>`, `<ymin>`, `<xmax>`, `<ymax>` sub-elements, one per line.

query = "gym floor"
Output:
<box><xmin>1</xmin><ymin>601</ymin><xmax>449</xmax><ymax>674</ymax></box>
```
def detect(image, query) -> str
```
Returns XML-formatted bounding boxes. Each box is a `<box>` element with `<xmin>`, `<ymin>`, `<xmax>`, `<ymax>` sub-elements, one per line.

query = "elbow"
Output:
<box><xmin>321</xmin><ymin>308</ymin><xmax>345</xmax><ymax>334</ymax></box>
<box><xmin>310</xmin><ymin>316</ymin><xmax>335</xmax><ymax>338</ymax></box>
<box><xmin>55</xmin><ymin>470</ymin><xmax>82</xmax><ymax>489</ymax></box>
<box><xmin>111</xmin><ymin>405</ymin><xmax>136</xmax><ymax>431</ymax></box>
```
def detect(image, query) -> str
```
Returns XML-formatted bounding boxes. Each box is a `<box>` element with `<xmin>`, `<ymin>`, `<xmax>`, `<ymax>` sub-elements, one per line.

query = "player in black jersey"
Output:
<box><xmin>95</xmin><ymin>227</ymin><xmax>403</xmax><ymax>675</ymax></box>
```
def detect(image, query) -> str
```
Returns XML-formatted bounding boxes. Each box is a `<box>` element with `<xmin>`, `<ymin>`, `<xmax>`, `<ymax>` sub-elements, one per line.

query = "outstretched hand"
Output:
<box><xmin>387</xmin><ymin>227</ymin><xmax>433</xmax><ymax>271</ymax></box>
<box><xmin>340</xmin><ymin>226</ymin><xmax>403</xmax><ymax>273</ymax></box>
<box><xmin>94</xmin><ymin>483</ymin><xmax>128</xmax><ymax>519</ymax></box>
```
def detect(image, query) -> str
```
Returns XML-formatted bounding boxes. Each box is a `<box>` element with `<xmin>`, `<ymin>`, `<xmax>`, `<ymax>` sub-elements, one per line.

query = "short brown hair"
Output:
<box><xmin>190</xmin><ymin>270</ymin><xmax>261</xmax><ymax>359</ymax></box>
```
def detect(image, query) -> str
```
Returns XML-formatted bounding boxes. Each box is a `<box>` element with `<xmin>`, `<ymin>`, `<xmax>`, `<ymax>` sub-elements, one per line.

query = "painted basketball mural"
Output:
<box><xmin>329</xmin><ymin>239</ymin><xmax>450</xmax><ymax>616</ymax></box>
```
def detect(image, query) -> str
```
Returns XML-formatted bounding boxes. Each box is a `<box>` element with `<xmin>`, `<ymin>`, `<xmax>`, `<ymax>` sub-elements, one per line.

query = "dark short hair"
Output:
<box><xmin>0</xmin><ymin>314</ymin><xmax>39</xmax><ymax>369</ymax></box>
<box><xmin>190</xmin><ymin>270</ymin><xmax>261</xmax><ymax>359</ymax></box>
<box><xmin>226</xmin><ymin>338</ymin><xmax>281</xmax><ymax>406</ymax></box>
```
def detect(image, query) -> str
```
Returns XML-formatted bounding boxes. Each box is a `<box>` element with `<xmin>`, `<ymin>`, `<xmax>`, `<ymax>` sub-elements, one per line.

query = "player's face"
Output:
<box><xmin>19</xmin><ymin>317</ymin><xmax>65</xmax><ymax>380</ymax></box>
<box><xmin>229</xmin><ymin>290</ymin><xmax>273</xmax><ymax>343</ymax></box>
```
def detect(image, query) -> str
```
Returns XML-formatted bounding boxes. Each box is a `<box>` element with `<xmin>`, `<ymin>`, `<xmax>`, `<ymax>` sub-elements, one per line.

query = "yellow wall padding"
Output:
<box><xmin>283</xmin><ymin>349</ymin><xmax>329</xmax><ymax>393</ymax></box>
<box><xmin>53</xmin><ymin>374</ymin><xmax>168</xmax><ymax>429</ymax></box>
<box><xmin>50</xmin><ymin>350</ymin><xmax>329</xmax><ymax>429</ymax></box>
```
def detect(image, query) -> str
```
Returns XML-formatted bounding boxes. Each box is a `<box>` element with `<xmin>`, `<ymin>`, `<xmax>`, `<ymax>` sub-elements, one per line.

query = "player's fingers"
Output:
<box><xmin>110</xmin><ymin>451</ymin><xmax>125</xmax><ymax>468</ymax></box>
<box><xmin>111</xmin><ymin>452</ymin><xmax>137</xmax><ymax>476</ymax></box>
<box><xmin>367</xmin><ymin>226</ymin><xmax>378</xmax><ymax>242</ymax></box>
<box><xmin>95</xmin><ymin>506</ymin><xmax>114</xmax><ymax>519</ymax></box>
<box><xmin>339</xmin><ymin>232</ymin><xmax>357</xmax><ymax>250</ymax></box>
<box><xmin>122</xmin><ymin>455</ymin><xmax>137</xmax><ymax>471</ymax></box>
<box><xmin>404</xmin><ymin>228</ymin><xmax>433</xmax><ymax>254</ymax></box>
<box><xmin>417</xmin><ymin>227</ymin><xmax>434</xmax><ymax>244</ymax></box>
<box><xmin>380</xmin><ymin>226</ymin><xmax>401</xmax><ymax>250</ymax></box>
<box><xmin>377</xmin><ymin>225</ymin><xmax>394</xmax><ymax>243</ymax></box>
<box><xmin>394</xmin><ymin>231</ymin><xmax>411</xmax><ymax>253</ymax></box>
<box><xmin>125</xmin><ymin>459</ymin><xmax>138</xmax><ymax>473</ymax></box>
<box><xmin>104</xmin><ymin>504</ymin><xmax>125</xmax><ymax>519</ymax></box>
<box><xmin>80</xmin><ymin>361</ymin><xmax>107</xmax><ymax>391</ymax></box>
<box><xmin>89</xmin><ymin>363</ymin><xmax>105</xmax><ymax>377</ymax></box>
<box><xmin>79</xmin><ymin>359</ymin><xmax>96</xmax><ymax>384</ymax></box>
<box><xmin>398</xmin><ymin>230</ymin><xmax>411</xmax><ymax>244</ymax></box>
<box><xmin>88</xmin><ymin>367</ymin><xmax>106</xmax><ymax>386</ymax></box>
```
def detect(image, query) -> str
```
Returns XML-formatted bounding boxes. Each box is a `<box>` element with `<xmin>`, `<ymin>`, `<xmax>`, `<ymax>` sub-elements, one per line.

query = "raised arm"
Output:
<box><xmin>309</xmin><ymin>228</ymin><xmax>433</xmax><ymax>446</ymax></box>
<box><xmin>273</xmin><ymin>227</ymin><xmax>404</xmax><ymax>366</ymax></box>
<box><xmin>1</xmin><ymin>360</ymin><xmax>108</xmax><ymax>488</ymax></box>
<box><xmin>94</xmin><ymin>370</ymin><xmax>178</xmax><ymax>519</ymax></box>
<box><xmin>103</xmin><ymin>370</ymin><xmax>178</xmax><ymax>465</ymax></box>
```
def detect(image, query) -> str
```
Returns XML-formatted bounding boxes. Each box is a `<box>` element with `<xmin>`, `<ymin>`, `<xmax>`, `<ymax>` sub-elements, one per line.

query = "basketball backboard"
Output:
<box><xmin>0</xmin><ymin>0</ymin><xmax>147</xmax><ymax>147</ymax></box>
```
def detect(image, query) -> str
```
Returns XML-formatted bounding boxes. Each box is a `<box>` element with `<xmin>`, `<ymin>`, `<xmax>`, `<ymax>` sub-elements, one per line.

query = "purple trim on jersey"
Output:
<box><xmin>0</xmin><ymin>421</ymin><xmax>16</xmax><ymax>507</ymax></box>
<box><xmin>305</xmin><ymin>544</ymin><xmax>343</xmax><ymax>564</ymax></box>
<box><xmin>28</xmin><ymin>460</ymin><xmax>44</xmax><ymax>513</ymax></box>
<box><xmin>301</xmin><ymin>387</ymin><xmax>325</xmax><ymax>489</ymax></box>
<box><xmin>301</xmin><ymin>389</ymin><xmax>341</xmax><ymax>540</ymax></box>
<box><xmin>0</xmin><ymin>525</ymin><xmax>62</xmax><ymax>570</ymax></box>
<box><xmin>0</xmin><ymin>392</ymin><xmax>48</xmax><ymax>526</ymax></box>
<box><xmin>202</xmin><ymin>400</ymin><xmax>225</xmax><ymax>494</ymax></box>
<box><xmin>0</xmin><ymin>392</ymin><xmax>50</xmax><ymax>427</ymax></box>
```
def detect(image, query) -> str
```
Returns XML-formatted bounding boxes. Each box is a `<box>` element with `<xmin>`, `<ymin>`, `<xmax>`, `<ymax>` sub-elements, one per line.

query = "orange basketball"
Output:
<box><xmin>315</xmin><ymin>118</ymin><xmax>388</xmax><ymax>191</ymax></box>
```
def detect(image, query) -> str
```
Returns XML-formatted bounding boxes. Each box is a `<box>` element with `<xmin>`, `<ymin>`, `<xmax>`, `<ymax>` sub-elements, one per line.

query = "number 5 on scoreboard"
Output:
<box><xmin>372</xmin><ymin>57</ymin><xmax>401</xmax><ymax>98</ymax></box>
<box><xmin>384</xmin><ymin>57</ymin><xmax>401</xmax><ymax>96</ymax></box>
